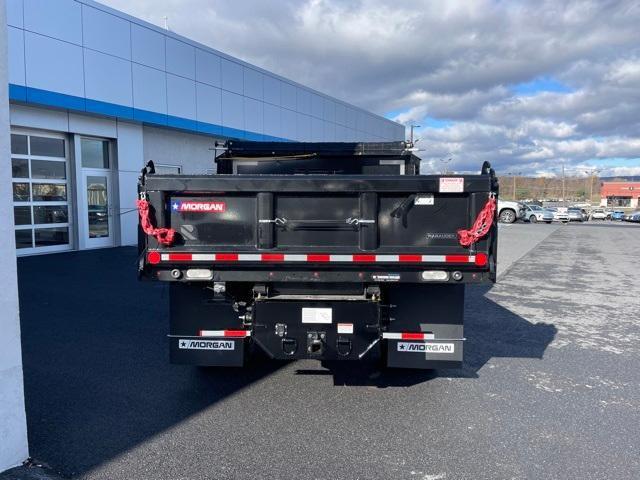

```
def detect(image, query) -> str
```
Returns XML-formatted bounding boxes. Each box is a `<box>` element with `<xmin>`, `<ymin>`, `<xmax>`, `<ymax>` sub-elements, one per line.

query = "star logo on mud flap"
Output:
<box><xmin>172</xmin><ymin>202</ymin><xmax>180</xmax><ymax>211</ymax></box>
<box><xmin>399</xmin><ymin>344</ymin><xmax>406</xmax><ymax>350</ymax></box>
<box><xmin>180</xmin><ymin>341</ymin><xmax>186</xmax><ymax>347</ymax></box>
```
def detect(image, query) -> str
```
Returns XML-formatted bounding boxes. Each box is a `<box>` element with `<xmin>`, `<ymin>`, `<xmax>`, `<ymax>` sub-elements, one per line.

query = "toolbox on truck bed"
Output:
<box><xmin>138</xmin><ymin>141</ymin><xmax>498</xmax><ymax>370</ymax></box>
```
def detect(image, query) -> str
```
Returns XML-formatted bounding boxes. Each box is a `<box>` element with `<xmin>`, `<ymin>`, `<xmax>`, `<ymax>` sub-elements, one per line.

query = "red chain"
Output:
<box><xmin>137</xmin><ymin>199</ymin><xmax>176</xmax><ymax>246</ymax></box>
<box><xmin>457</xmin><ymin>196</ymin><xmax>496</xmax><ymax>247</ymax></box>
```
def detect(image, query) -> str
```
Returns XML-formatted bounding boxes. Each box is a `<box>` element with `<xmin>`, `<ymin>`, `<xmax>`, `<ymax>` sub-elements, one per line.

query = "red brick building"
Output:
<box><xmin>600</xmin><ymin>182</ymin><xmax>640</xmax><ymax>208</ymax></box>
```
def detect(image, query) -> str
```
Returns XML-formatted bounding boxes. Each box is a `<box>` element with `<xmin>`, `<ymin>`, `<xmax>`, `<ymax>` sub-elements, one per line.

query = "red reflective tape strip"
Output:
<box><xmin>353</xmin><ymin>254</ymin><xmax>376</xmax><ymax>262</ymax></box>
<box><xmin>261</xmin><ymin>253</ymin><xmax>284</xmax><ymax>262</ymax></box>
<box><xmin>445</xmin><ymin>255</ymin><xmax>470</xmax><ymax>263</ymax></box>
<box><xmin>168</xmin><ymin>253</ymin><xmax>192</xmax><ymax>261</ymax></box>
<box><xmin>307</xmin><ymin>254</ymin><xmax>330</xmax><ymax>262</ymax></box>
<box><xmin>223</xmin><ymin>330</ymin><xmax>249</xmax><ymax>337</ymax></box>
<box><xmin>399</xmin><ymin>254</ymin><xmax>422</xmax><ymax>263</ymax></box>
<box><xmin>401</xmin><ymin>332</ymin><xmax>426</xmax><ymax>340</ymax></box>
<box><xmin>216</xmin><ymin>253</ymin><xmax>238</xmax><ymax>261</ymax></box>
<box><xmin>157</xmin><ymin>253</ymin><xmax>480</xmax><ymax>264</ymax></box>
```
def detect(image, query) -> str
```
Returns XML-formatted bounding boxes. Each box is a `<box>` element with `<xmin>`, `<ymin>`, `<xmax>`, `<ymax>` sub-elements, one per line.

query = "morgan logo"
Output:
<box><xmin>178</xmin><ymin>339</ymin><xmax>235</xmax><ymax>350</ymax></box>
<box><xmin>172</xmin><ymin>201</ymin><xmax>226</xmax><ymax>213</ymax></box>
<box><xmin>397</xmin><ymin>342</ymin><xmax>454</xmax><ymax>353</ymax></box>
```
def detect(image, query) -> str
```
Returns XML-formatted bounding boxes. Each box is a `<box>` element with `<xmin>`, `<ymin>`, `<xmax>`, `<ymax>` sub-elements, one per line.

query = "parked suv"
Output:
<box><xmin>590</xmin><ymin>208</ymin><xmax>607</xmax><ymax>220</ymax></box>
<box><xmin>524</xmin><ymin>204</ymin><xmax>554</xmax><ymax>223</ymax></box>
<box><xmin>610</xmin><ymin>210</ymin><xmax>625</xmax><ymax>221</ymax></box>
<box><xmin>498</xmin><ymin>199</ymin><xmax>526</xmax><ymax>223</ymax></box>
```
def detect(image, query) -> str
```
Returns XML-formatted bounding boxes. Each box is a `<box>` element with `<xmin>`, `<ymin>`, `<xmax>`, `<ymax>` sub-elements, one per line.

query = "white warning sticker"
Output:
<box><xmin>178</xmin><ymin>339</ymin><xmax>235</xmax><ymax>350</ymax></box>
<box><xmin>337</xmin><ymin>323</ymin><xmax>354</xmax><ymax>334</ymax></box>
<box><xmin>397</xmin><ymin>342</ymin><xmax>454</xmax><ymax>353</ymax></box>
<box><xmin>414</xmin><ymin>194</ymin><xmax>434</xmax><ymax>205</ymax></box>
<box><xmin>302</xmin><ymin>307</ymin><xmax>333</xmax><ymax>324</ymax></box>
<box><xmin>439</xmin><ymin>177</ymin><xmax>464</xmax><ymax>193</ymax></box>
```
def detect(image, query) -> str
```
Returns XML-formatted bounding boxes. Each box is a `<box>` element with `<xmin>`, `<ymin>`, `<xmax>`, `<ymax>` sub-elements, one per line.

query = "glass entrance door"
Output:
<box><xmin>82</xmin><ymin>171</ymin><xmax>114</xmax><ymax>247</ymax></box>
<box><xmin>78</xmin><ymin>138</ymin><xmax>115</xmax><ymax>249</ymax></box>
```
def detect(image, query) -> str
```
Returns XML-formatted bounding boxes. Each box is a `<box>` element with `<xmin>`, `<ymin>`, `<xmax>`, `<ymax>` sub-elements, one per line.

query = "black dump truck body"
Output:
<box><xmin>138</xmin><ymin>141</ymin><xmax>498</xmax><ymax>369</ymax></box>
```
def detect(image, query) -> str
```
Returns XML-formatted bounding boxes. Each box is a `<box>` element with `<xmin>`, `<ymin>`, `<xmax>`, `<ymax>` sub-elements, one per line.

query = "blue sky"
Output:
<box><xmin>511</xmin><ymin>76</ymin><xmax>574</xmax><ymax>96</ymax></box>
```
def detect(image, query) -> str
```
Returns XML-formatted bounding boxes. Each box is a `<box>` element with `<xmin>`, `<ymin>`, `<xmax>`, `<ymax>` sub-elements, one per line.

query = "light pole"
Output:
<box><xmin>409</xmin><ymin>124</ymin><xmax>421</xmax><ymax>145</ymax></box>
<box><xmin>440</xmin><ymin>157</ymin><xmax>452</xmax><ymax>174</ymax></box>
<box><xmin>584</xmin><ymin>169</ymin><xmax>602</xmax><ymax>203</ymax></box>
<box><xmin>506</xmin><ymin>171</ymin><xmax>522</xmax><ymax>200</ymax></box>
<box><xmin>561</xmin><ymin>163</ymin><xmax>565</xmax><ymax>201</ymax></box>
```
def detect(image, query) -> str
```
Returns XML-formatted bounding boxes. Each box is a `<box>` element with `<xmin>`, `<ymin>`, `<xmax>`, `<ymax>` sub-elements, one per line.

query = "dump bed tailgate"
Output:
<box><xmin>140</xmin><ymin>174</ymin><xmax>497</xmax><ymax>283</ymax></box>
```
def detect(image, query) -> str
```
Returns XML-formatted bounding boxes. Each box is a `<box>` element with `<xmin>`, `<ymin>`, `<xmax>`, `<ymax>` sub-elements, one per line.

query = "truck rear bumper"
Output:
<box><xmin>168</xmin><ymin>283</ymin><xmax>464</xmax><ymax>370</ymax></box>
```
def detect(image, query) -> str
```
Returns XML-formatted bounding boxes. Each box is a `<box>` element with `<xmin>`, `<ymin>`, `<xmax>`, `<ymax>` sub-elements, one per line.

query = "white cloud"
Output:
<box><xmin>100</xmin><ymin>0</ymin><xmax>640</xmax><ymax>175</ymax></box>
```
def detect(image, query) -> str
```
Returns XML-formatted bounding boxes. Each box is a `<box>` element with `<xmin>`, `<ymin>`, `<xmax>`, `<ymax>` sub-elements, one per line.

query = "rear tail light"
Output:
<box><xmin>475</xmin><ymin>252</ymin><xmax>488</xmax><ymax>266</ymax></box>
<box><xmin>147</xmin><ymin>251</ymin><xmax>161</xmax><ymax>265</ymax></box>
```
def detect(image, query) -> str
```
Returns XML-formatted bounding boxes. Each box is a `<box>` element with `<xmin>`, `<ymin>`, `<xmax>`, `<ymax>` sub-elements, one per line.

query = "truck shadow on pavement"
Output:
<box><xmin>296</xmin><ymin>284</ymin><xmax>557</xmax><ymax>387</ymax></box>
<box><xmin>17</xmin><ymin>248</ymin><xmax>288</xmax><ymax>479</ymax></box>
<box><xmin>17</xmin><ymin>248</ymin><xmax>556</xmax><ymax>477</ymax></box>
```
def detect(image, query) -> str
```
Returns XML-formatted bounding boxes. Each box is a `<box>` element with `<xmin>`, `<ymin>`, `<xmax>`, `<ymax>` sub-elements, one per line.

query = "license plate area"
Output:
<box><xmin>253</xmin><ymin>300</ymin><xmax>379</xmax><ymax>360</ymax></box>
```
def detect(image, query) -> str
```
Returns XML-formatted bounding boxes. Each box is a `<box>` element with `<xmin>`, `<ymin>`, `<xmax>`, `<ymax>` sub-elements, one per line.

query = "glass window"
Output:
<box><xmin>13</xmin><ymin>183</ymin><xmax>30</xmax><ymax>201</ymax></box>
<box><xmin>34</xmin><ymin>206</ymin><xmax>68</xmax><ymax>224</ymax></box>
<box><xmin>155</xmin><ymin>164</ymin><xmax>182</xmax><ymax>174</ymax></box>
<box><xmin>11</xmin><ymin>134</ymin><xmax>28</xmax><ymax>154</ymax></box>
<box><xmin>31</xmin><ymin>159</ymin><xmax>66</xmax><ymax>179</ymax></box>
<box><xmin>15</xmin><ymin>230</ymin><xmax>33</xmax><ymax>249</ymax></box>
<box><xmin>12</xmin><ymin>132</ymin><xmax>71</xmax><ymax>253</ymax></box>
<box><xmin>35</xmin><ymin>227</ymin><xmax>69</xmax><ymax>247</ymax></box>
<box><xmin>14</xmin><ymin>207</ymin><xmax>32</xmax><ymax>225</ymax></box>
<box><xmin>30</xmin><ymin>136</ymin><xmax>65</xmax><ymax>157</ymax></box>
<box><xmin>32</xmin><ymin>184</ymin><xmax>67</xmax><ymax>201</ymax></box>
<box><xmin>12</xmin><ymin>158</ymin><xmax>29</xmax><ymax>178</ymax></box>
<box><xmin>81</xmin><ymin>138</ymin><xmax>109</xmax><ymax>168</ymax></box>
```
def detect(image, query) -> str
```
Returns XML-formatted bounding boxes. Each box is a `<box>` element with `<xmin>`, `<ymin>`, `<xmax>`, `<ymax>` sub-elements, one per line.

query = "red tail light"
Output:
<box><xmin>147</xmin><ymin>251</ymin><xmax>161</xmax><ymax>265</ymax></box>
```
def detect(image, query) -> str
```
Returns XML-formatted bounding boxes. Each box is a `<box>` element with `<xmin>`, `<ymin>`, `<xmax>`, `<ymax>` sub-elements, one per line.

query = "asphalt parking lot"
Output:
<box><xmin>15</xmin><ymin>221</ymin><xmax>640</xmax><ymax>479</ymax></box>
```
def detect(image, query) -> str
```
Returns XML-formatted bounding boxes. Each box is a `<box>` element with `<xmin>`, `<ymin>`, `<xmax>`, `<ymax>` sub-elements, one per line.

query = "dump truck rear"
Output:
<box><xmin>138</xmin><ymin>141</ymin><xmax>498</xmax><ymax>369</ymax></box>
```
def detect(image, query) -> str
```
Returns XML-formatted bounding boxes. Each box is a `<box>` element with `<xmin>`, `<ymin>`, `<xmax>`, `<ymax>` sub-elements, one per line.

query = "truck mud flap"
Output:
<box><xmin>384</xmin><ymin>284</ymin><xmax>464</xmax><ymax>369</ymax></box>
<box><xmin>385</xmin><ymin>336</ymin><xmax>463</xmax><ymax>370</ymax></box>
<box><xmin>169</xmin><ymin>336</ymin><xmax>247</xmax><ymax>367</ymax></box>
<box><xmin>168</xmin><ymin>283</ymin><xmax>248</xmax><ymax>367</ymax></box>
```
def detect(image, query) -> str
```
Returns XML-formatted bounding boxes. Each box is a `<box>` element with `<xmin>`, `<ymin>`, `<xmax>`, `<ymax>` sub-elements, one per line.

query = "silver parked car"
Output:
<box><xmin>524</xmin><ymin>204</ymin><xmax>554</xmax><ymax>223</ymax></box>
<box><xmin>567</xmin><ymin>208</ymin><xmax>585</xmax><ymax>222</ymax></box>
<box><xmin>547</xmin><ymin>207</ymin><xmax>570</xmax><ymax>223</ymax></box>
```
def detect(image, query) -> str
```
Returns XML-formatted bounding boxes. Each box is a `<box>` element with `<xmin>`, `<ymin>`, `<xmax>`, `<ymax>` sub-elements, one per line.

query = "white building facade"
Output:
<box><xmin>6</xmin><ymin>0</ymin><xmax>404</xmax><ymax>256</ymax></box>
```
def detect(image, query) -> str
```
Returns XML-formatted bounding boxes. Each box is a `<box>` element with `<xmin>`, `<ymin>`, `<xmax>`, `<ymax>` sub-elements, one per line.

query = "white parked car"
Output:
<box><xmin>590</xmin><ymin>208</ymin><xmax>607</xmax><ymax>220</ymax></box>
<box><xmin>497</xmin><ymin>200</ymin><xmax>526</xmax><ymax>223</ymax></box>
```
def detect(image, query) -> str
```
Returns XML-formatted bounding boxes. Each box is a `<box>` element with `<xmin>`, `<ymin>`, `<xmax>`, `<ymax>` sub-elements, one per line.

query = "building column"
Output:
<box><xmin>0</xmin><ymin>0</ymin><xmax>29</xmax><ymax>471</ymax></box>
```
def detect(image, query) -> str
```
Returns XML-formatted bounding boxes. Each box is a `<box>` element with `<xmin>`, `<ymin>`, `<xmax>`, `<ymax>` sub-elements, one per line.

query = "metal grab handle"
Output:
<box><xmin>259</xmin><ymin>217</ymin><xmax>287</xmax><ymax>226</ymax></box>
<box><xmin>259</xmin><ymin>217</ymin><xmax>375</xmax><ymax>229</ymax></box>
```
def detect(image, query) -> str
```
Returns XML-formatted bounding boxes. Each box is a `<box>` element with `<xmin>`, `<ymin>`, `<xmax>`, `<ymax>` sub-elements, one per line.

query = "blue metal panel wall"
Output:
<box><xmin>6</xmin><ymin>0</ymin><xmax>405</xmax><ymax>142</ymax></box>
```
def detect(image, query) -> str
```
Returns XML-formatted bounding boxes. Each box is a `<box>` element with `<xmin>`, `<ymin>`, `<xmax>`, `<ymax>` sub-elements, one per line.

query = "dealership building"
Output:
<box><xmin>6</xmin><ymin>0</ymin><xmax>404</xmax><ymax>256</ymax></box>
<box><xmin>600</xmin><ymin>181</ymin><xmax>640</xmax><ymax>208</ymax></box>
